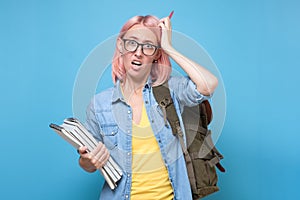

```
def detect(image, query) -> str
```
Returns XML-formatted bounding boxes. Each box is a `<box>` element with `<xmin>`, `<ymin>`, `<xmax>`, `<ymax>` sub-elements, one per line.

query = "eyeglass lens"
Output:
<box><xmin>124</xmin><ymin>40</ymin><xmax>157</xmax><ymax>56</ymax></box>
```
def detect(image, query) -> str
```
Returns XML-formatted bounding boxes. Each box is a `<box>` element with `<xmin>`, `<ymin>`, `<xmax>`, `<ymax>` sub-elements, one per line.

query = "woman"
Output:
<box><xmin>78</xmin><ymin>14</ymin><xmax>218</xmax><ymax>200</ymax></box>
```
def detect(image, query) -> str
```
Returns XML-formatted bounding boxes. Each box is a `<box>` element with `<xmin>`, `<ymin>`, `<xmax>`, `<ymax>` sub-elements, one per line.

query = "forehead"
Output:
<box><xmin>123</xmin><ymin>24</ymin><xmax>158</xmax><ymax>43</ymax></box>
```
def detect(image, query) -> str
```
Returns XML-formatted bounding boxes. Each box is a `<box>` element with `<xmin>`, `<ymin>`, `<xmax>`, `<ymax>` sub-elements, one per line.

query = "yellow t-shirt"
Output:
<box><xmin>130</xmin><ymin>104</ymin><xmax>174</xmax><ymax>200</ymax></box>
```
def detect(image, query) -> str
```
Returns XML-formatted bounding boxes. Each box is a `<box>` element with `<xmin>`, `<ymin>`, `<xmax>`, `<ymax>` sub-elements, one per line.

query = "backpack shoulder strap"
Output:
<box><xmin>152</xmin><ymin>82</ymin><xmax>188</xmax><ymax>150</ymax></box>
<box><xmin>153</xmin><ymin>83</ymin><xmax>198</xmax><ymax>192</ymax></box>
<box><xmin>152</xmin><ymin>83</ymin><xmax>180</xmax><ymax>135</ymax></box>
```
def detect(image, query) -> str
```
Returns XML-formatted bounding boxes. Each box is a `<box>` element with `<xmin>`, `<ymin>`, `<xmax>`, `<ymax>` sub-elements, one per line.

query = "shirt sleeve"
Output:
<box><xmin>168</xmin><ymin>76</ymin><xmax>211</xmax><ymax>107</ymax></box>
<box><xmin>85</xmin><ymin>97</ymin><xmax>103</xmax><ymax>142</ymax></box>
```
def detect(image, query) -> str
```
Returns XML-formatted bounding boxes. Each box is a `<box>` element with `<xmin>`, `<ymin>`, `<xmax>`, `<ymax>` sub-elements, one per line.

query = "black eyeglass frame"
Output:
<box><xmin>122</xmin><ymin>38</ymin><xmax>160</xmax><ymax>56</ymax></box>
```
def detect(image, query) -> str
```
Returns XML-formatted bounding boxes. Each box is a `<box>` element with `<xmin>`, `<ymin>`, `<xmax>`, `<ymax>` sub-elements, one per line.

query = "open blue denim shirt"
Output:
<box><xmin>85</xmin><ymin>76</ymin><xmax>210</xmax><ymax>200</ymax></box>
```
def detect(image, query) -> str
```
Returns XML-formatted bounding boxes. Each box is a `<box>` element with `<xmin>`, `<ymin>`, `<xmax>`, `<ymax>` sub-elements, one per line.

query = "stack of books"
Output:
<box><xmin>49</xmin><ymin>118</ymin><xmax>122</xmax><ymax>190</ymax></box>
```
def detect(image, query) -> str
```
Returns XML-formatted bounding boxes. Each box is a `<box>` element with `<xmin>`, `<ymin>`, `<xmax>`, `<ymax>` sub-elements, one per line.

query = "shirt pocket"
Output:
<box><xmin>100</xmin><ymin>124</ymin><xmax>119</xmax><ymax>150</ymax></box>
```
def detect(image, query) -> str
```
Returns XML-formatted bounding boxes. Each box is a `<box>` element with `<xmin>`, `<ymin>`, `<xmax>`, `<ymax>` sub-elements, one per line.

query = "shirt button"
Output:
<box><xmin>145</xmin><ymin>100</ymin><xmax>149</xmax><ymax>104</ymax></box>
<box><xmin>127</xmin><ymin>130</ymin><xmax>130</xmax><ymax>133</ymax></box>
<box><xmin>125</xmin><ymin>195</ymin><xmax>129</xmax><ymax>198</ymax></box>
<box><xmin>127</xmin><ymin>152</ymin><xmax>130</xmax><ymax>156</ymax></box>
<box><xmin>127</xmin><ymin>173</ymin><xmax>130</xmax><ymax>177</ymax></box>
<box><xmin>128</xmin><ymin>110</ymin><xmax>131</xmax><ymax>114</ymax></box>
<box><xmin>151</xmin><ymin>120</ymin><xmax>154</xmax><ymax>123</ymax></box>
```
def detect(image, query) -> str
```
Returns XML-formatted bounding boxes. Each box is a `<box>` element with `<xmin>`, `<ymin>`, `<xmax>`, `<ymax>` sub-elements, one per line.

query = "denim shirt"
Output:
<box><xmin>85</xmin><ymin>76</ymin><xmax>209</xmax><ymax>200</ymax></box>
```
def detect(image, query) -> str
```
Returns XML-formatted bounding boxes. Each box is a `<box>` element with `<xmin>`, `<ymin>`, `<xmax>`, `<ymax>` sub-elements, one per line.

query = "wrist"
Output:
<box><xmin>162</xmin><ymin>46</ymin><xmax>177</xmax><ymax>57</ymax></box>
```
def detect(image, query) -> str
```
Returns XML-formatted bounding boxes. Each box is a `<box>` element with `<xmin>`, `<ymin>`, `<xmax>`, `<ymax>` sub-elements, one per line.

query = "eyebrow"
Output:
<box><xmin>127</xmin><ymin>36</ymin><xmax>156</xmax><ymax>44</ymax></box>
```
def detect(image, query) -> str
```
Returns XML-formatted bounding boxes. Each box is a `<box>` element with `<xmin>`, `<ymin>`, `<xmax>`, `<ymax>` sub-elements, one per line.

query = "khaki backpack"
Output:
<box><xmin>153</xmin><ymin>83</ymin><xmax>225</xmax><ymax>200</ymax></box>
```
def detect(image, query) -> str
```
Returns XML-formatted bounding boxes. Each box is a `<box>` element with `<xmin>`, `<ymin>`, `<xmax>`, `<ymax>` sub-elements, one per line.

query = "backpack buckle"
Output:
<box><xmin>159</xmin><ymin>98</ymin><xmax>172</xmax><ymax>127</ymax></box>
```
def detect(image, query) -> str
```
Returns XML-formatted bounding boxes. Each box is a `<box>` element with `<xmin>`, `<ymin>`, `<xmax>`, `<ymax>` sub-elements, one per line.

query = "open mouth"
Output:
<box><xmin>131</xmin><ymin>61</ymin><xmax>142</xmax><ymax>66</ymax></box>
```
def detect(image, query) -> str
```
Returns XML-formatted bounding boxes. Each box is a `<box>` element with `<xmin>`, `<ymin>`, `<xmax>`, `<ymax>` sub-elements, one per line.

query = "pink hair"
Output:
<box><xmin>112</xmin><ymin>15</ymin><xmax>171</xmax><ymax>86</ymax></box>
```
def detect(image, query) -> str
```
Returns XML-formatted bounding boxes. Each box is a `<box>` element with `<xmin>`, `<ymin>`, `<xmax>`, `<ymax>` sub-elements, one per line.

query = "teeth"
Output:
<box><xmin>132</xmin><ymin>61</ymin><xmax>142</xmax><ymax>66</ymax></box>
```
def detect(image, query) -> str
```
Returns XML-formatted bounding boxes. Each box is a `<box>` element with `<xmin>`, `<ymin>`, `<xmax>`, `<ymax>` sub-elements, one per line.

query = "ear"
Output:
<box><xmin>154</xmin><ymin>49</ymin><xmax>162</xmax><ymax>61</ymax></box>
<box><xmin>117</xmin><ymin>38</ymin><xmax>123</xmax><ymax>53</ymax></box>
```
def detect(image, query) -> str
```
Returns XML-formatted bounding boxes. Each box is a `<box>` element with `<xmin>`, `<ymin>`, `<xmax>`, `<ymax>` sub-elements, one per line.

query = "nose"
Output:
<box><xmin>134</xmin><ymin>45</ymin><xmax>143</xmax><ymax>57</ymax></box>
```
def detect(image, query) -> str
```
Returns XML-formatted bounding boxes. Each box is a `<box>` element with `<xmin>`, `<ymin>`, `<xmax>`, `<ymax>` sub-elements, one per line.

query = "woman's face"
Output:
<box><xmin>118</xmin><ymin>24</ymin><xmax>160</xmax><ymax>82</ymax></box>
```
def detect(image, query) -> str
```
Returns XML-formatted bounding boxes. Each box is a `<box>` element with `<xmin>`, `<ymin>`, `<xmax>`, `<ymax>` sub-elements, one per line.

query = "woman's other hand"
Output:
<box><xmin>78</xmin><ymin>143</ymin><xmax>110</xmax><ymax>172</ymax></box>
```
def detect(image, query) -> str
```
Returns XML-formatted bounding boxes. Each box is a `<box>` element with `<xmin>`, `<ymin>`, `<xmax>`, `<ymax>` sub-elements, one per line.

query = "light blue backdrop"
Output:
<box><xmin>1</xmin><ymin>0</ymin><xmax>299</xmax><ymax>199</ymax></box>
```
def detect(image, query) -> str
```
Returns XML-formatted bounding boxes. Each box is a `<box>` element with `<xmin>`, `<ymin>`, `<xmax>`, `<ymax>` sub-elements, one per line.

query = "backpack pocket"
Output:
<box><xmin>192</xmin><ymin>158</ymin><xmax>219</xmax><ymax>193</ymax></box>
<box><xmin>188</xmin><ymin>130</ymin><xmax>219</xmax><ymax>199</ymax></box>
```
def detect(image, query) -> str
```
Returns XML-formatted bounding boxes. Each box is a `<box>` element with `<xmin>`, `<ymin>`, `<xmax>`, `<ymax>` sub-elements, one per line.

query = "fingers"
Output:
<box><xmin>78</xmin><ymin>146</ymin><xmax>88</xmax><ymax>155</ymax></box>
<box><xmin>78</xmin><ymin>143</ymin><xmax>110</xmax><ymax>170</ymax></box>
<box><xmin>158</xmin><ymin>17</ymin><xmax>173</xmax><ymax>51</ymax></box>
<box><xmin>159</xmin><ymin>17</ymin><xmax>172</xmax><ymax>30</ymax></box>
<box><xmin>91</xmin><ymin>143</ymin><xmax>109</xmax><ymax>167</ymax></box>
<box><xmin>78</xmin><ymin>146</ymin><xmax>93</xmax><ymax>161</ymax></box>
<box><xmin>90</xmin><ymin>143</ymin><xmax>110</xmax><ymax>169</ymax></box>
<box><xmin>158</xmin><ymin>21</ymin><xmax>165</xmax><ymax>30</ymax></box>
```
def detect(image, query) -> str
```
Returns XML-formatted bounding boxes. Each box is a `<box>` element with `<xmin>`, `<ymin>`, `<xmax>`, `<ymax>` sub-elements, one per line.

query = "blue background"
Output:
<box><xmin>1</xmin><ymin>0</ymin><xmax>299</xmax><ymax>199</ymax></box>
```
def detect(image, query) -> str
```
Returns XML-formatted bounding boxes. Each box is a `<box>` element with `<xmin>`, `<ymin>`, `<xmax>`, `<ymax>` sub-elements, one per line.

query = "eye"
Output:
<box><xmin>128</xmin><ymin>40</ymin><xmax>137</xmax><ymax>45</ymax></box>
<box><xmin>144</xmin><ymin>44</ymin><xmax>155</xmax><ymax>49</ymax></box>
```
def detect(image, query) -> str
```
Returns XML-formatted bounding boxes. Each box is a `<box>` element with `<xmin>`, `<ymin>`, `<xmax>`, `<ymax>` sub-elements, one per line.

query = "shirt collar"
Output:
<box><xmin>112</xmin><ymin>77</ymin><xmax>153</xmax><ymax>103</ymax></box>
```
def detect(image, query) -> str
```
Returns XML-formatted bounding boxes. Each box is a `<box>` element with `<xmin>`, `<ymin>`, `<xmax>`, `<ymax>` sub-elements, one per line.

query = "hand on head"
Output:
<box><xmin>158</xmin><ymin>15</ymin><xmax>173</xmax><ymax>52</ymax></box>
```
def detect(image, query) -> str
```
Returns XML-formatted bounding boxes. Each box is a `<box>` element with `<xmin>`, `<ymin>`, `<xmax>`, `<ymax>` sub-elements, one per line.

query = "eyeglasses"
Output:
<box><xmin>122</xmin><ymin>39</ymin><xmax>160</xmax><ymax>56</ymax></box>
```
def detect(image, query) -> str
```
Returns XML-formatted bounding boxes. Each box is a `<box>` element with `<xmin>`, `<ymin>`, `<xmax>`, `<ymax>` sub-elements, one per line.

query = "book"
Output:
<box><xmin>49</xmin><ymin>118</ymin><xmax>122</xmax><ymax>190</ymax></box>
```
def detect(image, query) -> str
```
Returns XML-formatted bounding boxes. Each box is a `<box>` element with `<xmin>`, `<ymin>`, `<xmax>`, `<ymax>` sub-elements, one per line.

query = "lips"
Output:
<box><xmin>131</xmin><ymin>60</ymin><xmax>142</xmax><ymax>66</ymax></box>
